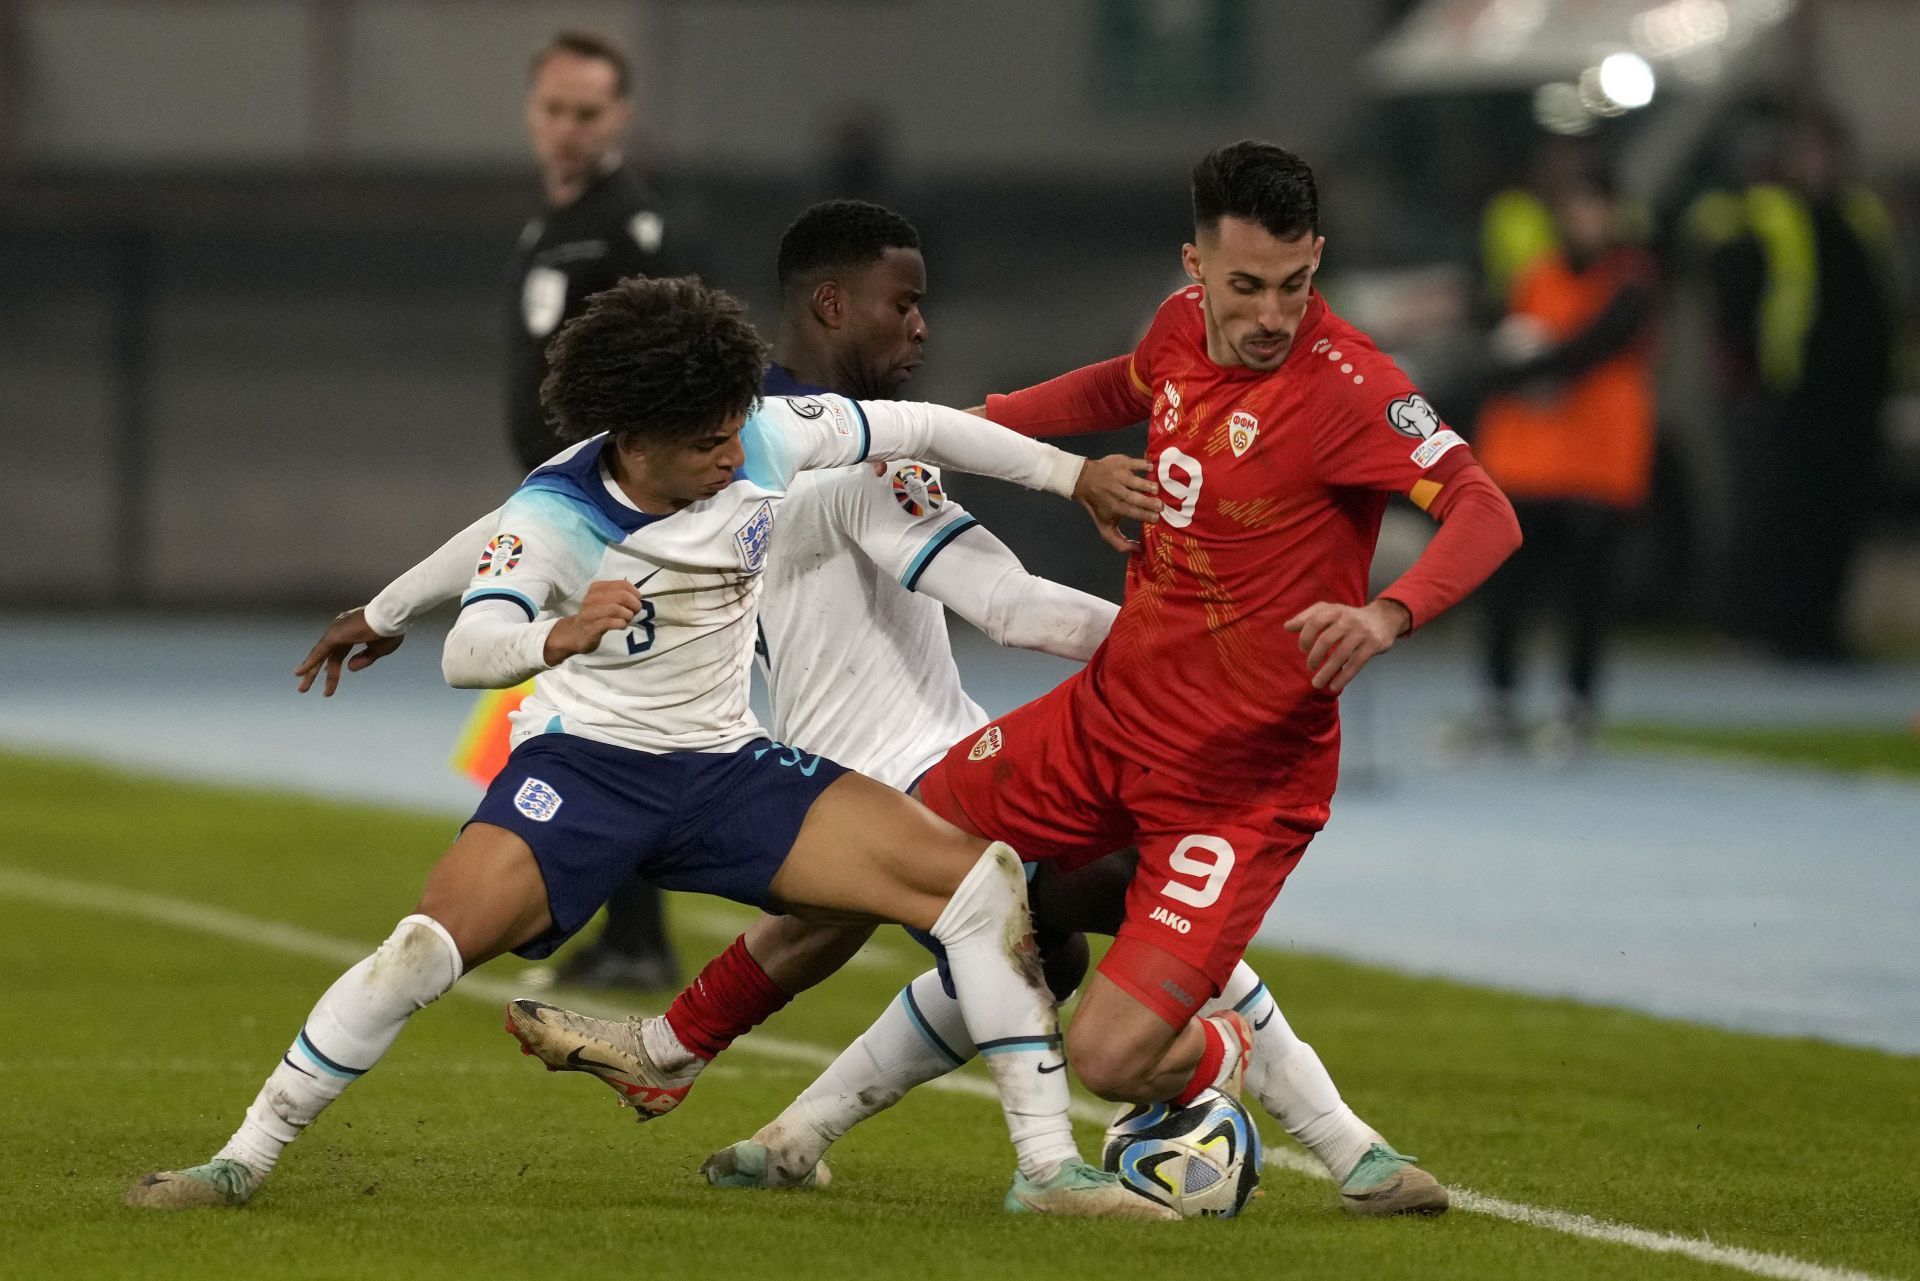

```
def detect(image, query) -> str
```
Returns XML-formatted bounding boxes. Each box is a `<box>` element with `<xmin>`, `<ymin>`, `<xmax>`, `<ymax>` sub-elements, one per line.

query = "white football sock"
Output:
<box><xmin>216</xmin><ymin>915</ymin><xmax>462</xmax><ymax>1175</ymax></box>
<box><xmin>929</xmin><ymin>843</ymin><xmax>1078</xmax><ymax>1183</ymax></box>
<box><xmin>1204</xmin><ymin>961</ymin><xmax>1381</xmax><ymax>1182</ymax></box>
<box><xmin>755</xmin><ymin>969</ymin><xmax>974</xmax><ymax>1173</ymax></box>
<box><xmin>639</xmin><ymin>1014</ymin><xmax>702</xmax><ymax>1076</ymax></box>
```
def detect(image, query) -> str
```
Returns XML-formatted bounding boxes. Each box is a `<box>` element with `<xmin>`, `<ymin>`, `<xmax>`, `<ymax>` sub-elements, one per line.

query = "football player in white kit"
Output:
<box><xmin>289</xmin><ymin>203</ymin><xmax>1444</xmax><ymax>1215</ymax></box>
<box><xmin>126</xmin><ymin>275</ymin><xmax>1174</xmax><ymax>1220</ymax></box>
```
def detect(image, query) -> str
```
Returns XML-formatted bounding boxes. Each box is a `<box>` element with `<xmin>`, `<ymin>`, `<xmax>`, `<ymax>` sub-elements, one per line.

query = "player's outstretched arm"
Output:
<box><xmin>978</xmin><ymin>354</ymin><xmax>1150</xmax><ymax>437</ymax></box>
<box><xmin>912</xmin><ymin>526</ymin><xmax>1118</xmax><ymax>662</ymax></box>
<box><xmin>294</xmin><ymin>507</ymin><xmax>503</xmax><ymax>697</ymax></box>
<box><xmin>857</xmin><ymin>399</ymin><xmax>1159</xmax><ymax>538</ymax></box>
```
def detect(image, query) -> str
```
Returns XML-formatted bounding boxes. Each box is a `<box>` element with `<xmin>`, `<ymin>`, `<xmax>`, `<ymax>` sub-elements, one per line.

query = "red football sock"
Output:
<box><xmin>1172</xmin><ymin>1018</ymin><xmax>1227</xmax><ymax>1107</ymax></box>
<box><xmin>663</xmin><ymin>935</ymin><xmax>791</xmax><ymax>1061</ymax></box>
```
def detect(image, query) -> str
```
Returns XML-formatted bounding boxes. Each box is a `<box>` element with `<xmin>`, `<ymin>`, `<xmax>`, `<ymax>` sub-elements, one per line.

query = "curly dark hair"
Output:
<box><xmin>541</xmin><ymin>276</ymin><xmax>768</xmax><ymax>449</ymax></box>
<box><xmin>1192</xmin><ymin>140</ymin><xmax>1318</xmax><ymax>241</ymax></box>
<box><xmin>776</xmin><ymin>199</ymin><xmax>922</xmax><ymax>296</ymax></box>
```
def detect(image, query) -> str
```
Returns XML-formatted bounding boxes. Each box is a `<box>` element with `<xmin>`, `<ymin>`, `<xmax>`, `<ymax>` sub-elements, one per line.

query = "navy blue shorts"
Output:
<box><xmin>468</xmin><ymin>734</ymin><xmax>850</xmax><ymax>960</ymax></box>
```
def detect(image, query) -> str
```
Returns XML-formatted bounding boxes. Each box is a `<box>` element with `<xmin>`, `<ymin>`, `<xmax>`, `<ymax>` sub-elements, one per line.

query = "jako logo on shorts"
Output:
<box><xmin>1149</xmin><ymin>905</ymin><xmax>1191</xmax><ymax>934</ymax></box>
<box><xmin>514</xmin><ymin>778</ymin><xmax>564</xmax><ymax>822</ymax></box>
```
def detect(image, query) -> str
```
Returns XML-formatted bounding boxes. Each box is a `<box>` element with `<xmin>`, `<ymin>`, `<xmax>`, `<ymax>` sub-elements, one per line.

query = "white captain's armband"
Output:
<box><xmin>1411</xmin><ymin>430</ymin><xmax>1466</xmax><ymax>469</ymax></box>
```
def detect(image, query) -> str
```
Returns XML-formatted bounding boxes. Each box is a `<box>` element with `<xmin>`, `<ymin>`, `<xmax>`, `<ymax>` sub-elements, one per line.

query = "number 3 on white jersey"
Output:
<box><xmin>1158</xmin><ymin>447</ymin><xmax>1203</xmax><ymax>528</ymax></box>
<box><xmin>1160</xmin><ymin>834</ymin><xmax>1235</xmax><ymax>909</ymax></box>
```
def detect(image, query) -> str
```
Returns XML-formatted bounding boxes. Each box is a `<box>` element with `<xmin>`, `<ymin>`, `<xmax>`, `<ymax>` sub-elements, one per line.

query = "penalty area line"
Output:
<box><xmin>0</xmin><ymin>864</ymin><xmax>1889</xmax><ymax>1281</ymax></box>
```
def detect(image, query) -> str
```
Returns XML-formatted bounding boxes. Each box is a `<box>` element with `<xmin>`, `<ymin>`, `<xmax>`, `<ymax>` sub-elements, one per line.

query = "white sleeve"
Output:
<box><xmin>440</xmin><ymin>489</ymin><xmax>605</xmax><ymax>689</ymax></box>
<box><xmin>855</xmin><ymin>399</ymin><xmax>1084</xmax><ymax>497</ymax></box>
<box><xmin>829</xmin><ymin>465</ymin><xmax>1117</xmax><ymax>662</ymax></box>
<box><xmin>443</xmin><ymin>600</ymin><xmax>560</xmax><ymax>688</ymax></box>
<box><xmin>363</xmin><ymin>508</ymin><xmax>502</xmax><ymax>636</ymax></box>
<box><xmin>910</xmin><ymin>524</ymin><xmax>1119</xmax><ymax>662</ymax></box>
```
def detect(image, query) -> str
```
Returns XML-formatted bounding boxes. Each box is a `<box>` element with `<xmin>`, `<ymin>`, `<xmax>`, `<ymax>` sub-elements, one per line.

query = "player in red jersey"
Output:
<box><xmin>912</xmin><ymin>140</ymin><xmax>1522</xmax><ymax>1104</ymax></box>
<box><xmin>522</xmin><ymin>142</ymin><xmax>1519</xmax><ymax>1151</ymax></box>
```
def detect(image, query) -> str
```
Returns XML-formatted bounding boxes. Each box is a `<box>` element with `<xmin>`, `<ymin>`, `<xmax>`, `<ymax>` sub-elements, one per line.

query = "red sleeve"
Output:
<box><xmin>1307</xmin><ymin>341</ymin><xmax>1474</xmax><ymax>495</ymax></box>
<box><xmin>982</xmin><ymin>355</ymin><xmax>1150</xmax><ymax>438</ymax></box>
<box><xmin>1377</xmin><ymin>464</ymin><xmax>1522</xmax><ymax>630</ymax></box>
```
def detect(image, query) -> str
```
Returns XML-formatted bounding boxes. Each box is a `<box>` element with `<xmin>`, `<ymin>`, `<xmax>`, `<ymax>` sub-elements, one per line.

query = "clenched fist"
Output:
<box><xmin>544</xmin><ymin>579</ymin><xmax>646</xmax><ymax>665</ymax></box>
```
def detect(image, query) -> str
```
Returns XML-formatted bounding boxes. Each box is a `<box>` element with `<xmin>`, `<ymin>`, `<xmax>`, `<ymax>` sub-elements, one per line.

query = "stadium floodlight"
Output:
<box><xmin>1596</xmin><ymin>52</ymin><xmax>1657</xmax><ymax>110</ymax></box>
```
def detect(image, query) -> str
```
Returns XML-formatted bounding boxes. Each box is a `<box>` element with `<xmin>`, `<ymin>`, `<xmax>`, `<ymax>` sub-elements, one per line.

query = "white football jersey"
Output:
<box><xmin>447</xmin><ymin>393</ymin><xmax>1081</xmax><ymax>759</ymax></box>
<box><xmin>757</xmin><ymin>462</ymin><xmax>988</xmax><ymax>791</ymax></box>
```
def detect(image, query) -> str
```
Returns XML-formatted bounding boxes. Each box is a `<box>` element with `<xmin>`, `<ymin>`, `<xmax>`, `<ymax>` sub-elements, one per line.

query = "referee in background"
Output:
<box><xmin>502</xmin><ymin>30</ymin><xmax>682</xmax><ymax>989</ymax></box>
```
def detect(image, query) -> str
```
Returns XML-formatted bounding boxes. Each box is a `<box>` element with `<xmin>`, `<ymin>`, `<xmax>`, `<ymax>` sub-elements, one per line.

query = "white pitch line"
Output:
<box><xmin>0</xmin><ymin>865</ymin><xmax>1892</xmax><ymax>1281</ymax></box>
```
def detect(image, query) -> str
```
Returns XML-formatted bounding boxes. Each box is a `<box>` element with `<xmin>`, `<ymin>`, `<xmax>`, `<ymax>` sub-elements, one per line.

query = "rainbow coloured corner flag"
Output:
<box><xmin>451</xmin><ymin>681</ymin><xmax>533</xmax><ymax>787</ymax></box>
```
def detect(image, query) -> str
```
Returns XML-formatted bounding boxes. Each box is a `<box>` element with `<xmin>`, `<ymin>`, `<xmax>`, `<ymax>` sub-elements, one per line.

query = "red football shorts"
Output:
<box><xmin>917</xmin><ymin>672</ymin><xmax>1327</xmax><ymax>1023</ymax></box>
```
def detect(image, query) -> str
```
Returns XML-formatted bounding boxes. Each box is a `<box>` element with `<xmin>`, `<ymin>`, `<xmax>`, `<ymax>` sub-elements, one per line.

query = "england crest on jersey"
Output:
<box><xmin>735</xmin><ymin>500</ymin><xmax>775</xmax><ymax>573</ymax></box>
<box><xmin>1227</xmin><ymin>411</ymin><xmax>1259</xmax><ymax>458</ymax></box>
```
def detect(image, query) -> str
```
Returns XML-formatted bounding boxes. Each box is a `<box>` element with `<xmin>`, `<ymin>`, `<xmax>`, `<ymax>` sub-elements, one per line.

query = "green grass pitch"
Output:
<box><xmin>1</xmin><ymin>752</ymin><xmax>1915</xmax><ymax>1280</ymax></box>
<box><xmin>1603</xmin><ymin>722</ymin><xmax>1920</xmax><ymax>780</ymax></box>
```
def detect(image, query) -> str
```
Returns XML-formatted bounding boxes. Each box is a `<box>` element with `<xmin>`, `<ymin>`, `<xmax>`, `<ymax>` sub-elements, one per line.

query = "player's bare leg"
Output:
<box><xmin>1068</xmin><ymin>971</ymin><xmax>1252</xmax><ymax>1103</ymax></box>
<box><xmin>507</xmin><ymin>912</ymin><xmax>874</xmax><ymax>1122</ymax></box>
<box><xmin>713</xmin><ymin>838</ymin><xmax>1439</xmax><ymax>1214</ymax></box>
<box><xmin>126</xmin><ymin>824</ymin><xmax>551</xmax><ymax>1209</ymax></box>
<box><xmin>517</xmin><ymin>772</ymin><xmax>1172</xmax><ymax>1219</ymax></box>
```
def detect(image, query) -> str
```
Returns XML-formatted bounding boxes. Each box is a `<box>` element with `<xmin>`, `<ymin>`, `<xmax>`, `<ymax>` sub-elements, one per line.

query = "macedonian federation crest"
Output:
<box><xmin>968</xmin><ymin>725</ymin><xmax>1003</xmax><ymax>761</ymax></box>
<box><xmin>1227</xmin><ymin>411</ymin><xmax>1260</xmax><ymax>458</ymax></box>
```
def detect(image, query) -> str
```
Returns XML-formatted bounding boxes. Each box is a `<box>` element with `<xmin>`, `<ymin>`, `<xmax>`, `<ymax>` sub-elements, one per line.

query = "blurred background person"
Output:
<box><xmin>1464</xmin><ymin>168</ymin><xmax>1659</xmax><ymax>755</ymax></box>
<box><xmin>477</xmin><ymin>29</ymin><xmax>685</xmax><ymax>990</ymax></box>
<box><xmin>507</xmin><ymin>29</ymin><xmax>675</xmax><ymax>472</ymax></box>
<box><xmin>1476</xmin><ymin>136</ymin><xmax>1604</xmax><ymax>324</ymax></box>
<box><xmin>1691</xmin><ymin>102</ymin><xmax>1901</xmax><ymax>663</ymax></box>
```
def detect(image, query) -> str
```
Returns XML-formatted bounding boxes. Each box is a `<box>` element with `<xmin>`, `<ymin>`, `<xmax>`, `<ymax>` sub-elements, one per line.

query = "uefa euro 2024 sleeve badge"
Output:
<box><xmin>476</xmin><ymin>534</ymin><xmax>525</xmax><ymax>576</ymax></box>
<box><xmin>892</xmin><ymin>463</ymin><xmax>945</xmax><ymax>517</ymax></box>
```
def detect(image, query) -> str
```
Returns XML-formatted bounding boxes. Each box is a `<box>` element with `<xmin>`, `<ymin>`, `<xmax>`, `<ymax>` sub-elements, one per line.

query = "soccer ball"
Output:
<box><xmin>1101</xmin><ymin>1088</ymin><xmax>1261</xmax><ymax>1218</ymax></box>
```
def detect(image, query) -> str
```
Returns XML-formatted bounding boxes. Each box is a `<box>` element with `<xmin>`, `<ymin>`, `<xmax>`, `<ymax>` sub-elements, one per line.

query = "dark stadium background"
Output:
<box><xmin>6</xmin><ymin>0</ymin><xmax>1911</xmax><ymax>632</ymax></box>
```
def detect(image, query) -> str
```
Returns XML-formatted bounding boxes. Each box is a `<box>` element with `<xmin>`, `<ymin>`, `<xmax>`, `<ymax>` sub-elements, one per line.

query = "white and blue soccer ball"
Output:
<box><xmin>1102</xmin><ymin>1088</ymin><xmax>1262</xmax><ymax>1219</ymax></box>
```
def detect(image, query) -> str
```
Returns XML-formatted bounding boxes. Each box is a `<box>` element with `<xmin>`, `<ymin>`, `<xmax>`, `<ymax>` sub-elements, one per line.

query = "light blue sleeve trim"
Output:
<box><xmin>460</xmin><ymin>586</ymin><xmax>538</xmax><ymax>620</ymax></box>
<box><xmin>900</xmin><ymin>514</ymin><xmax>980</xmax><ymax>591</ymax></box>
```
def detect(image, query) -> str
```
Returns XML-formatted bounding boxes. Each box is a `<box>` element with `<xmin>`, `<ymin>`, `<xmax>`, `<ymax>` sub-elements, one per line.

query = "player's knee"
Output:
<box><xmin>927</xmin><ymin>840</ymin><xmax>1025</xmax><ymax>942</ymax></box>
<box><xmin>375</xmin><ymin>915</ymin><xmax>464</xmax><ymax>1005</ymax></box>
<box><xmin>1066</xmin><ymin>1022</ymin><xmax>1154</xmax><ymax>1103</ymax></box>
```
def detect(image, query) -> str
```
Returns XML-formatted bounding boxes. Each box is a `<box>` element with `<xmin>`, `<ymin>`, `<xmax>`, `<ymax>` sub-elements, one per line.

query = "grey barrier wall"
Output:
<box><xmin>0</xmin><ymin>172</ymin><xmax>1185</xmax><ymax>607</ymax></box>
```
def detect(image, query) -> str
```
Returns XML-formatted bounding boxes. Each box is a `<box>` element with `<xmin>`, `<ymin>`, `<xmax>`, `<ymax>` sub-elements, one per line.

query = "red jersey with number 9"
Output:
<box><xmin>1071</xmin><ymin>286</ymin><xmax>1475</xmax><ymax>805</ymax></box>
